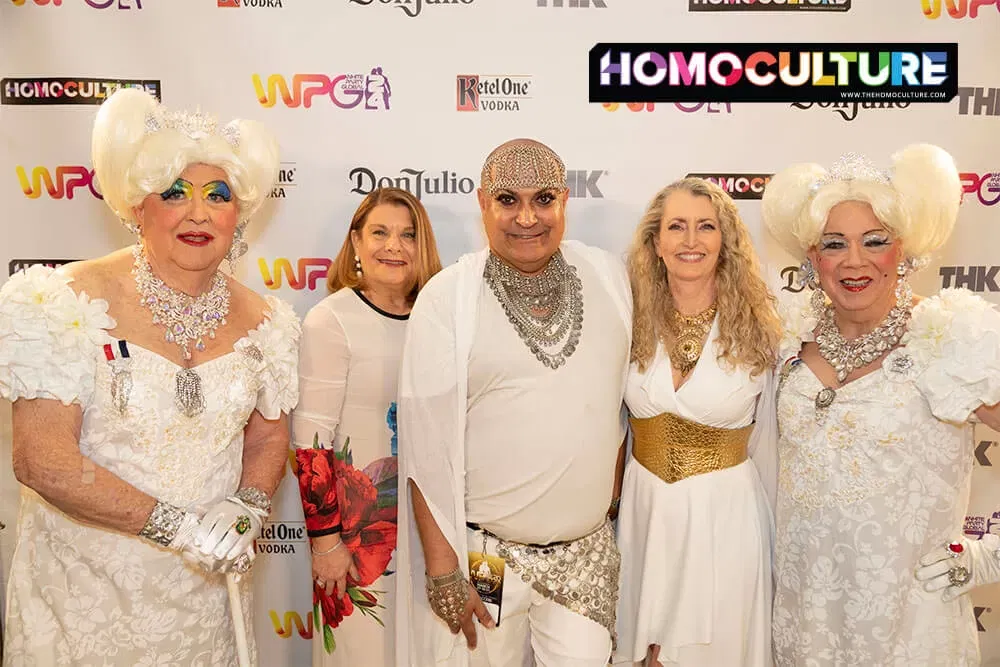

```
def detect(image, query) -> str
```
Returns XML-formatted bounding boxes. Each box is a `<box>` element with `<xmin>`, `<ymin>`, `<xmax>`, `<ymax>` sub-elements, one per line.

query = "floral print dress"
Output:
<box><xmin>772</xmin><ymin>288</ymin><xmax>1000</xmax><ymax>666</ymax></box>
<box><xmin>291</xmin><ymin>288</ymin><xmax>407</xmax><ymax>667</ymax></box>
<box><xmin>0</xmin><ymin>265</ymin><xmax>301</xmax><ymax>666</ymax></box>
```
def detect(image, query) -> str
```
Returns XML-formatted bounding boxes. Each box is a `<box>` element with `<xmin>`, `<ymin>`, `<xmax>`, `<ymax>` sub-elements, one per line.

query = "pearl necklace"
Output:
<box><xmin>131</xmin><ymin>244</ymin><xmax>231</xmax><ymax>417</ymax></box>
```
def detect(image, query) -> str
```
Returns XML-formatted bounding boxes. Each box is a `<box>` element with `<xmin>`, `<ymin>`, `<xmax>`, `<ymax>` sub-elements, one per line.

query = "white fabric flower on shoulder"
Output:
<box><xmin>0</xmin><ymin>265</ymin><xmax>115</xmax><ymax>405</ymax></box>
<box><xmin>245</xmin><ymin>295</ymin><xmax>302</xmax><ymax>418</ymax></box>
<box><xmin>777</xmin><ymin>289</ymin><xmax>817</xmax><ymax>363</ymax></box>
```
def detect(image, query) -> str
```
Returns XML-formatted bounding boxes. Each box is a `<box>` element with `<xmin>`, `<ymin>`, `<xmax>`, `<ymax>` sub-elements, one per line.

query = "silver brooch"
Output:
<box><xmin>815</xmin><ymin>387</ymin><xmax>836</xmax><ymax>410</ymax></box>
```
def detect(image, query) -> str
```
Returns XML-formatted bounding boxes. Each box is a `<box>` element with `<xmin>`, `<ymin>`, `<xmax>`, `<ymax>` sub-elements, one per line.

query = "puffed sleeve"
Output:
<box><xmin>245</xmin><ymin>295</ymin><xmax>302</xmax><ymax>419</ymax></box>
<box><xmin>907</xmin><ymin>288</ymin><xmax>1000</xmax><ymax>424</ymax></box>
<box><xmin>0</xmin><ymin>265</ymin><xmax>114</xmax><ymax>407</ymax></box>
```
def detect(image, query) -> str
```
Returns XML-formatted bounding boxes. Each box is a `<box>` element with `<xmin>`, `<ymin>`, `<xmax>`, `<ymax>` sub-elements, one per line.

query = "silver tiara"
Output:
<box><xmin>144</xmin><ymin>107</ymin><xmax>240</xmax><ymax>148</ymax></box>
<box><xmin>810</xmin><ymin>152</ymin><xmax>891</xmax><ymax>194</ymax></box>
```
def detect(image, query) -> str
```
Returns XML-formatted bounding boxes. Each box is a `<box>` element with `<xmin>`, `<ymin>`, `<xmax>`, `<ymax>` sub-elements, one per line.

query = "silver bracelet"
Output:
<box><xmin>138</xmin><ymin>500</ymin><xmax>186</xmax><ymax>547</ymax></box>
<box><xmin>234</xmin><ymin>487</ymin><xmax>271</xmax><ymax>516</ymax></box>
<box><xmin>311</xmin><ymin>540</ymin><xmax>344</xmax><ymax>556</ymax></box>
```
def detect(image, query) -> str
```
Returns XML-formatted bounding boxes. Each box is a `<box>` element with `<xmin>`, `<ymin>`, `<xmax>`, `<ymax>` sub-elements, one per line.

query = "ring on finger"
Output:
<box><xmin>948</xmin><ymin>565</ymin><xmax>971</xmax><ymax>587</ymax></box>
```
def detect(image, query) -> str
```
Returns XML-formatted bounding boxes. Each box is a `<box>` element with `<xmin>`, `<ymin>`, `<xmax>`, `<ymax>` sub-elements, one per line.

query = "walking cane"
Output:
<box><xmin>227</xmin><ymin>549</ymin><xmax>254</xmax><ymax>667</ymax></box>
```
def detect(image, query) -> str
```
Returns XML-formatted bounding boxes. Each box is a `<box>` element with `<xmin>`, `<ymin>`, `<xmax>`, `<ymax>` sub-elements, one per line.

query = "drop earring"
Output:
<box><xmin>354</xmin><ymin>254</ymin><xmax>363</xmax><ymax>279</ymax></box>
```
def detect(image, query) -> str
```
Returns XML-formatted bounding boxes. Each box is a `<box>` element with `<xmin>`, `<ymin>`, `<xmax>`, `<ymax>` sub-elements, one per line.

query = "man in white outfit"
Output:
<box><xmin>394</xmin><ymin>138</ymin><xmax>633</xmax><ymax>667</ymax></box>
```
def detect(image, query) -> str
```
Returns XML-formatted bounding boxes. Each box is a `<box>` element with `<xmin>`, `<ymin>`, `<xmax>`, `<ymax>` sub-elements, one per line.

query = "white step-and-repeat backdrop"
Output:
<box><xmin>1</xmin><ymin>0</ymin><xmax>998</xmax><ymax>664</ymax></box>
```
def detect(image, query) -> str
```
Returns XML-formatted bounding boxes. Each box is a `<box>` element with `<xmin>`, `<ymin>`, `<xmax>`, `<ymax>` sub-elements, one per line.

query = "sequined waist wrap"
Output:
<box><xmin>629</xmin><ymin>411</ymin><xmax>753</xmax><ymax>484</ymax></box>
<box><xmin>474</xmin><ymin>520</ymin><xmax>620</xmax><ymax>642</ymax></box>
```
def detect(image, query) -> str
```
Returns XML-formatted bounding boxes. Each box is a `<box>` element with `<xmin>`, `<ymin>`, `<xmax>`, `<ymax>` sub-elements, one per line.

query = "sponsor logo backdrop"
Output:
<box><xmin>0</xmin><ymin>1</ymin><xmax>997</xmax><ymax>664</ymax></box>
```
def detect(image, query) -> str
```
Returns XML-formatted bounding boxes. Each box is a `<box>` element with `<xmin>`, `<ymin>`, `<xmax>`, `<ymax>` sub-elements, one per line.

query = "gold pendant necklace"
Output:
<box><xmin>669</xmin><ymin>303</ymin><xmax>717</xmax><ymax>376</ymax></box>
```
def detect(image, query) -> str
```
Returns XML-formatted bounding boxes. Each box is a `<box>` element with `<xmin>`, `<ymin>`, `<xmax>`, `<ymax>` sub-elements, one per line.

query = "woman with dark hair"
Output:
<box><xmin>291</xmin><ymin>187</ymin><xmax>443</xmax><ymax>666</ymax></box>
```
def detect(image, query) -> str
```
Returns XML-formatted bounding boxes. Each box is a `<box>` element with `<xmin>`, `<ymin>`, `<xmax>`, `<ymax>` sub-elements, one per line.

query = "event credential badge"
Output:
<box><xmin>468</xmin><ymin>549</ymin><xmax>505</xmax><ymax>625</ymax></box>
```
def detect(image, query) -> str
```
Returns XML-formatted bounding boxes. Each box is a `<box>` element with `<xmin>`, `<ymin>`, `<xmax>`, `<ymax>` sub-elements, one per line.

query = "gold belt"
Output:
<box><xmin>630</xmin><ymin>411</ymin><xmax>753</xmax><ymax>484</ymax></box>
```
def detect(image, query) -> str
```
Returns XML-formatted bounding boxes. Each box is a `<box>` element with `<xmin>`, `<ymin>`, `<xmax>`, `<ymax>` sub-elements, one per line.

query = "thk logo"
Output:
<box><xmin>567</xmin><ymin>170</ymin><xmax>605</xmax><ymax>198</ymax></box>
<box><xmin>537</xmin><ymin>0</ymin><xmax>606</xmax><ymax>6</ymax></box>
<box><xmin>939</xmin><ymin>266</ymin><xmax>999</xmax><ymax>292</ymax></box>
<box><xmin>975</xmin><ymin>606</ymin><xmax>991</xmax><ymax>632</ymax></box>
<box><xmin>957</xmin><ymin>87</ymin><xmax>999</xmax><ymax>116</ymax></box>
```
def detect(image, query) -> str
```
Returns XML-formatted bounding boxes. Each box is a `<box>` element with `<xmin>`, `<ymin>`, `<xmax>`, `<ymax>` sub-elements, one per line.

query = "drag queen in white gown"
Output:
<box><xmin>614</xmin><ymin>177</ymin><xmax>782</xmax><ymax>666</ymax></box>
<box><xmin>762</xmin><ymin>144</ymin><xmax>1000</xmax><ymax>666</ymax></box>
<box><xmin>0</xmin><ymin>88</ymin><xmax>300</xmax><ymax>665</ymax></box>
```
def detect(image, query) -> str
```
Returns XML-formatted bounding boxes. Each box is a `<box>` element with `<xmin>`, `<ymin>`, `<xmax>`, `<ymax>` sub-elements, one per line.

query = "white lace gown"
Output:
<box><xmin>772</xmin><ymin>288</ymin><xmax>1000</xmax><ymax>666</ymax></box>
<box><xmin>0</xmin><ymin>265</ymin><xmax>301</xmax><ymax>667</ymax></box>
<box><xmin>614</xmin><ymin>317</ymin><xmax>775</xmax><ymax>666</ymax></box>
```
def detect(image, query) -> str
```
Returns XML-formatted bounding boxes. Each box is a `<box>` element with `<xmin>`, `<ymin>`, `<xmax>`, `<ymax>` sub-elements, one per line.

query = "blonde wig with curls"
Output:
<box><xmin>628</xmin><ymin>177</ymin><xmax>781</xmax><ymax>377</ymax></box>
<box><xmin>761</xmin><ymin>143</ymin><xmax>961</xmax><ymax>263</ymax></box>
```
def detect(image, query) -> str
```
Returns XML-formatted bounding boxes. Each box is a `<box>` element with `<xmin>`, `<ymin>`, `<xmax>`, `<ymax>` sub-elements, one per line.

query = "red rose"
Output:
<box><xmin>314</xmin><ymin>580</ymin><xmax>354</xmax><ymax>629</ymax></box>
<box><xmin>295</xmin><ymin>448</ymin><xmax>341</xmax><ymax>535</ymax></box>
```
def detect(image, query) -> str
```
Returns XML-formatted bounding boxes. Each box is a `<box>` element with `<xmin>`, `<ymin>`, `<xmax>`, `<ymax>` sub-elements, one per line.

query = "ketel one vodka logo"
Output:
<box><xmin>456</xmin><ymin>74</ymin><xmax>532</xmax><ymax>112</ymax></box>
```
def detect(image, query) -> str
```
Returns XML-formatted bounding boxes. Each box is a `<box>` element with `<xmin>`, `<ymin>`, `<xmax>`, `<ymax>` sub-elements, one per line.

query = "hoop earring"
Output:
<box><xmin>354</xmin><ymin>254</ymin><xmax>363</xmax><ymax>279</ymax></box>
<box><xmin>226</xmin><ymin>220</ymin><xmax>249</xmax><ymax>268</ymax></box>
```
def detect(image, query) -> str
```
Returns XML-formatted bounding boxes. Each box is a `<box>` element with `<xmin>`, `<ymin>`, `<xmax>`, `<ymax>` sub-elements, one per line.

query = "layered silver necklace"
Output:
<box><xmin>132</xmin><ymin>244</ymin><xmax>231</xmax><ymax>417</ymax></box>
<box><xmin>483</xmin><ymin>250</ymin><xmax>583</xmax><ymax>370</ymax></box>
<box><xmin>815</xmin><ymin>279</ymin><xmax>912</xmax><ymax>384</ymax></box>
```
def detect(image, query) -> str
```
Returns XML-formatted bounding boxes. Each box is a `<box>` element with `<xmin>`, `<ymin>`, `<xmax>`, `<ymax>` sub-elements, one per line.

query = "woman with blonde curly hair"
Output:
<box><xmin>613</xmin><ymin>177</ymin><xmax>781</xmax><ymax>667</ymax></box>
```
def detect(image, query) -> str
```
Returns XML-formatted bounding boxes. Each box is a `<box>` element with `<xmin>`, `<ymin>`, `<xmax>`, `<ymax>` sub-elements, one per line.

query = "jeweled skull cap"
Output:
<box><xmin>481</xmin><ymin>140</ymin><xmax>567</xmax><ymax>195</ymax></box>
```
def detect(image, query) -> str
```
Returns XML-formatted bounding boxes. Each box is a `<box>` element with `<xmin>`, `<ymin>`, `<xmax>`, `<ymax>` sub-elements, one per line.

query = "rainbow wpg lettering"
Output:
<box><xmin>16</xmin><ymin>166</ymin><xmax>102</xmax><ymax>200</ymax></box>
<box><xmin>922</xmin><ymin>0</ymin><xmax>999</xmax><ymax>19</ymax></box>
<box><xmin>258</xmin><ymin>258</ymin><xmax>332</xmax><ymax>291</ymax></box>
<box><xmin>252</xmin><ymin>69</ymin><xmax>390</xmax><ymax>110</ymax></box>
<box><xmin>269</xmin><ymin>610</ymin><xmax>313</xmax><ymax>639</ymax></box>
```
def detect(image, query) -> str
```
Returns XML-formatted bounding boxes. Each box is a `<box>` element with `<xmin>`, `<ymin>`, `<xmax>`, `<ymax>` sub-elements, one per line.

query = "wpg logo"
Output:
<box><xmin>16</xmin><ymin>165</ymin><xmax>102</xmax><ymax>200</ymax></box>
<box><xmin>258</xmin><ymin>258</ymin><xmax>332</xmax><ymax>291</ymax></box>
<box><xmin>922</xmin><ymin>0</ymin><xmax>999</xmax><ymax>18</ymax></box>
<box><xmin>253</xmin><ymin>69</ymin><xmax>391</xmax><ymax>109</ymax></box>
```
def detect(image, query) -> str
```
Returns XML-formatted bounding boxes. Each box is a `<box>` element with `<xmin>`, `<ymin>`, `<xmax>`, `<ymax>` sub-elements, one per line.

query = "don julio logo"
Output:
<box><xmin>689</xmin><ymin>0</ymin><xmax>850</xmax><ymax>11</ymax></box>
<box><xmin>457</xmin><ymin>75</ymin><xmax>531</xmax><ymax>112</ymax></box>
<box><xmin>939</xmin><ymin>266</ymin><xmax>1000</xmax><ymax>292</ymax></box>
<box><xmin>349</xmin><ymin>0</ymin><xmax>474</xmax><ymax>17</ymax></box>
<box><xmin>268</xmin><ymin>162</ymin><xmax>297</xmax><ymax>199</ymax></box>
<box><xmin>350</xmin><ymin>167</ymin><xmax>475</xmax><ymax>199</ymax></box>
<box><xmin>791</xmin><ymin>100</ymin><xmax>910</xmax><ymax>121</ymax></box>
<box><xmin>957</xmin><ymin>87</ymin><xmax>1000</xmax><ymax>116</ymax></box>
<box><xmin>686</xmin><ymin>172</ymin><xmax>771</xmax><ymax>200</ymax></box>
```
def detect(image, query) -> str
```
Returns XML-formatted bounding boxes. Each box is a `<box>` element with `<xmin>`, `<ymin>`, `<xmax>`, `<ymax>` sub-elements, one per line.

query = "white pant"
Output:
<box><xmin>464</xmin><ymin>528</ymin><xmax>614</xmax><ymax>667</ymax></box>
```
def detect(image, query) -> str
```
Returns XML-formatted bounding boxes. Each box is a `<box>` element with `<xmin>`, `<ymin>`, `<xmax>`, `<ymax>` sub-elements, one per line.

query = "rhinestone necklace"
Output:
<box><xmin>668</xmin><ymin>303</ymin><xmax>717</xmax><ymax>376</ymax></box>
<box><xmin>815</xmin><ymin>280</ymin><xmax>912</xmax><ymax>384</ymax></box>
<box><xmin>483</xmin><ymin>250</ymin><xmax>584</xmax><ymax>370</ymax></box>
<box><xmin>131</xmin><ymin>244</ymin><xmax>231</xmax><ymax>417</ymax></box>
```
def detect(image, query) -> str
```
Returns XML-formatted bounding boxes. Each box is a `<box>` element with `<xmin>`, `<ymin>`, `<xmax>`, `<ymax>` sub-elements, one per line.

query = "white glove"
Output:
<box><xmin>915</xmin><ymin>534</ymin><xmax>1000</xmax><ymax>602</ymax></box>
<box><xmin>193</xmin><ymin>497</ymin><xmax>266</xmax><ymax>564</ymax></box>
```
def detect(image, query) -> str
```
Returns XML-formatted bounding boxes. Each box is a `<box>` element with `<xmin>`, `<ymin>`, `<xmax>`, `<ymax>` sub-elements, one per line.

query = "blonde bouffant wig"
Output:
<box><xmin>91</xmin><ymin>87</ymin><xmax>280</xmax><ymax>229</ymax></box>
<box><xmin>628</xmin><ymin>177</ymin><xmax>782</xmax><ymax>377</ymax></box>
<box><xmin>761</xmin><ymin>143</ymin><xmax>961</xmax><ymax>264</ymax></box>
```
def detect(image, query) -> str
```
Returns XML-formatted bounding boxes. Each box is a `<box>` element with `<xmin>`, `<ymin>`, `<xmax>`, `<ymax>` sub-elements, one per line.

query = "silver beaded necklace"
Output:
<box><xmin>131</xmin><ymin>244</ymin><xmax>231</xmax><ymax>417</ymax></box>
<box><xmin>483</xmin><ymin>250</ymin><xmax>584</xmax><ymax>370</ymax></box>
<box><xmin>815</xmin><ymin>279</ymin><xmax>913</xmax><ymax>384</ymax></box>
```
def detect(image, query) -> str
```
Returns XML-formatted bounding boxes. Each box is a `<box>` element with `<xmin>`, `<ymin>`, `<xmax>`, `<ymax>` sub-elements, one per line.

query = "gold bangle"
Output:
<box><xmin>311</xmin><ymin>540</ymin><xmax>344</xmax><ymax>556</ymax></box>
